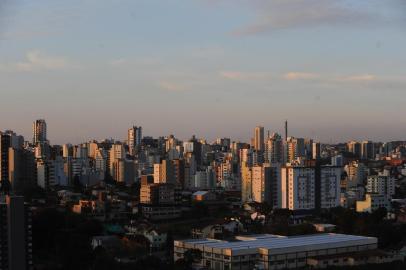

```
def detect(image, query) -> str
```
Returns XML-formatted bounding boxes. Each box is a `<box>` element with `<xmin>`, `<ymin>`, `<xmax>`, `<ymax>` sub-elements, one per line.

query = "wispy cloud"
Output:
<box><xmin>283</xmin><ymin>72</ymin><xmax>320</xmax><ymax>80</ymax></box>
<box><xmin>220</xmin><ymin>70</ymin><xmax>319</xmax><ymax>81</ymax></box>
<box><xmin>219</xmin><ymin>70</ymin><xmax>406</xmax><ymax>89</ymax></box>
<box><xmin>158</xmin><ymin>81</ymin><xmax>188</xmax><ymax>92</ymax></box>
<box><xmin>207</xmin><ymin>0</ymin><xmax>397</xmax><ymax>36</ymax></box>
<box><xmin>0</xmin><ymin>50</ymin><xmax>77</xmax><ymax>72</ymax></box>
<box><xmin>338</xmin><ymin>74</ymin><xmax>377</xmax><ymax>82</ymax></box>
<box><xmin>220</xmin><ymin>71</ymin><xmax>272</xmax><ymax>80</ymax></box>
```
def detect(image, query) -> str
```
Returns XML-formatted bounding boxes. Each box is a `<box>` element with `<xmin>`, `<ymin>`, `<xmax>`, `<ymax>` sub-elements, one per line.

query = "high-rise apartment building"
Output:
<box><xmin>171</xmin><ymin>159</ymin><xmax>185</xmax><ymax>187</ymax></box>
<box><xmin>32</xmin><ymin>119</ymin><xmax>47</xmax><ymax>145</ymax></box>
<box><xmin>8</xmin><ymin>148</ymin><xmax>36</xmax><ymax>192</ymax></box>
<box><xmin>193</xmin><ymin>166</ymin><xmax>215</xmax><ymax>189</ymax></box>
<box><xmin>251</xmin><ymin>165</ymin><xmax>272</xmax><ymax>204</ymax></box>
<box><xmin>304</xmin><ymin>139</ymin><xmax>313</xmax><ymax>159</ymax></box>
<box><xmin>347</xmin><ymin>141</ymin><xmax>361</xmax><ymax>158</ymax></box>
<box><xmin>95</xmin><ymin>148</ymin><xmax>107</xmax><ymax>175</ymax></box>
<box><xmin>0</xmin><ymin>196</ymin><xmax>33</xmax><ymax>270</ymax></box>
<box><xmin>62</xmin><ymin>144</ymin><xmax>73</xmax><ymax>158</ymax></box>
<box><xmin>361</xmin><ymin>140</ymin><xmax>375</xmax><ymax>160</ymax></box>
<box><xmin>344</xmin><ymin>161</ymin><xmax>367</xmax><ymax>188</ymax></box>
<box><xmin>1</xmin><ymin>131</ymin><xmax>27</xmax><ymax>191</ymax></box>
<box><xmin>112</xmin><ymin>159</ymin><xmax>135</xmax><ymax>184</ymax></box>
<box><xmin>282</xmin><ymin>166</ymin><xmax>316</xmax><ymax>210</ymax></box>
<box><xmin>165</xmin><ymin>135</ymin><xmax>179</xmax><ymax>152</ymax></box>
<box><xmin>184</xmin><ymin>136</ymin><xmax>202</xmax><ymax>166</ymax></box>
<box><xmin>286</xmin><ymin>137</ymin><xmax>305</xmax><ymax>163</ymax></box>
<box><xmin>153</xmin><ymin>159</ymin><xmax>175</xmax><ymax>184</ymax></box>
<box><xmin>366</xmin><ymin>173</ymin><xmax>395</xmax><ymax>198</ymax></box>
<box><xmin>0</xmin><ymin>132</ymin><xmax>12</xmax><ymax>187</ymax></box>
<box><xmin>241</xmin><ymin>162</ymin><xmax>280</xmax><ymax>207</ymax></box>
<box><xmin>109</xmin><ymin>143</ymin><xmax>125</xmax><ymax>177</ymax></box>
<box><xmin>128</xmin><ymin>126</ymin><xmax>142</xmax><ymax>156</ymax></box>
<box><xmin>312</xmin><ymin>142</ymin><xmax>321</xmax><ymax>160</ymax></box>
<box><xmin>254</xmin><ymin>126</ymin><xmax>264</xmax><ymax>152</ymax></box>
<box><xmin>281</xmin><ymin>165</ymin><xmax>341</xmax><ymax>210</ymax></box>
<box><xmin>265</xmin><ymin>133</ymin><xmax>283</xmax><ymax>164</ymax></box>
<box><xmin>319</xmin><ymin>166</ymin><xmax>342</xmax><ymax>209</ymax></box>
<box><xmin>241</xmin><ymin>161</ymin><xmax>252</xmax><ymax>203</ymax></box>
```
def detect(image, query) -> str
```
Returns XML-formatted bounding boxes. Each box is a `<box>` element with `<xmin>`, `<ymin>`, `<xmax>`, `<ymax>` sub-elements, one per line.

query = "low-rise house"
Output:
<box><xmin>72</xmin><ymin>200</ymin><xmax>105</xmax><ymax>220</ymax></box>
<box><xmin>141</xmin><ymin>205</ymin><xmax>181</xmax><ymax>220</ymax></box>
<box><xmin>125</xmin><ymin>224</ymin><xmax>168</xmax><ymax>250</ymax></box>
<box><xmin>192</xmin><ymin>191</ymin><xmax>216</xmax><ymax>202</ymax></box>
<box><xmin>91</xmin><ymin>235</ymin><xmax>121</xmax><ymax>251</ymax></box>
<box><xmin>192</xmin><ymin>219</ymin><xmax>244</xmax><ymax>239</ymax></box>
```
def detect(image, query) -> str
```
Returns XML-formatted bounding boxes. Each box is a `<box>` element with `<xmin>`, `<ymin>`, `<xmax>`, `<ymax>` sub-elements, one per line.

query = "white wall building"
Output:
<box><xmin>174</xmin><ymin>234</ymin><xmax>378</xmax><ymax>270</ymax></box>
<box><xmin>366</xmin><ymin>174</ymin><xmax>395</xmax><ymax>198</ymax></box>
<box><xmin>281</xmin><ymin>166</ymin><xmax>315</xmax><ymax>210</ymax></box>
<box><xmin>320</xmin><ymin>166</ymin><xmax>342</xmax><ymax>209</ymax></box>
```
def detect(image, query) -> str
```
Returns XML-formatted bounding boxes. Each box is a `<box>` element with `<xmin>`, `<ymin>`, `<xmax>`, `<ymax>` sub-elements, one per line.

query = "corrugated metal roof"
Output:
<box><xmin>179</xmin><ymin>234</ymin><xmax>376</xmax><ymax>251</ymax></box>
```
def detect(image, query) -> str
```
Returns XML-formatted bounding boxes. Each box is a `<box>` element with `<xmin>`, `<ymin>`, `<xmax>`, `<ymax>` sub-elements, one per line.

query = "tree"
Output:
<box><xmin>183</xmin><ymin>249</ymin><xmax>202</xmax><ymax>266</ymax></box>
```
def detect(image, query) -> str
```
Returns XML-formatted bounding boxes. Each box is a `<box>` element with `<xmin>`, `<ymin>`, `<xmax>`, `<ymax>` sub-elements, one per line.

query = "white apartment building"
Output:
<box><xmin>366</xmin><ymin>174</ymin><xmax>395</xmax><ymax>198</ymax></box>
<box><xmin>281</xmin><ymin>166</ymin><xmax>315</xmax><ymax>210</ymax></box>
<box><xmin>320</xmin><ymin>167</ymin><xmax>342</xmax><ymax>209</ymax></box>
<box><xmin>265</xmin><ymin>133</ymin><xmax>283</xmax><ymax>164</ymax></box>
<box><xmin>252</xmin><ymin>165</ymin><xmax>271</xmax><ymax>203</ymax></box>
<box><xmin>344</xmin><ymin>162</ymin><xmax>367</xmax><ymax>188</ymax></box>
<box><xmin>281</xmin><ymin>166</ymin><xmax>341</xmax><ymax>210</ymax></box>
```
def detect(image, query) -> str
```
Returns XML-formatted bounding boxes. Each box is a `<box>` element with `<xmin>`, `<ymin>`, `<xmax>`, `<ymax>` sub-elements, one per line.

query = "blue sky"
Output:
<box><xmin>0</xmin><ymin>0</ymin><xmax>405</xmax><ymax>144</ymax></box>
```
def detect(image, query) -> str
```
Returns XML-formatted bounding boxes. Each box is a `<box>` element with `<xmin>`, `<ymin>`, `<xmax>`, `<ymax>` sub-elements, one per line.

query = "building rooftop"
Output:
<box><xmin>176</xmin><ymin>233</ymin><xmax>377</xmax><ymax>253</ymax></box>
<box><xmin>192</xmin><ymin>191</ymin><xmax>209</xmax><ymax>196</ymax></box>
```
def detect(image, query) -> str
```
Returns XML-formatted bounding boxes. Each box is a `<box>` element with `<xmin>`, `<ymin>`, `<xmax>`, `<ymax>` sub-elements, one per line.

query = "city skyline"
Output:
<box><xmin>2</xmin><ymin>2</ymin><xmax>406</xmax><ymax>269</ymax></box>
<box><xmin>3</xmin><ymin>118</ymin><xmax>406</xmax><ymax>145</ymax></box>
<box><xmin>1</xmin><ymin>0</ymin><xmax>406</xmax><ymax>143</ymax></box>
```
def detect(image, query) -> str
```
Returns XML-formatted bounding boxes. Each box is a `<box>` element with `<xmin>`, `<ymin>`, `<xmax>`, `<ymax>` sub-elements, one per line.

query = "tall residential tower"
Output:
<box><xmin>254</xmin><ymin>126</ymin><xmax>264</xmax><ymax>152</ymax></box>
<box><xmin>128</xmin><ymin>126</ymin><xmax>142</xmax><ymax>156</ymax></box>
<box><xmin>33</xmin><ymin>119</ymin><xmax>47</xmax><ymax>145</ymax></box>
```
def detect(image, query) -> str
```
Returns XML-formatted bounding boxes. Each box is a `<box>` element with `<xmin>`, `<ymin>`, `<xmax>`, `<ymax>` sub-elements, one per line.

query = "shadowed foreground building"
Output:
<box><xmin>174</xmin><ymin>233</ymin><xmax>403</xmax><ymax>270</ymax></box>
<box><xmin>0</xmin><ymin>196</ymin><xmax>33</xmax><ymax>270</ymax></box>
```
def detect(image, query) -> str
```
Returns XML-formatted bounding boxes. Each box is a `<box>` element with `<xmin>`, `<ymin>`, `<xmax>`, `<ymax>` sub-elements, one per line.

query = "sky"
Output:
<box><xmin>0</xmin><ymin>0</ymin><xmax>405</xmax><ymax>144</ymax></box>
